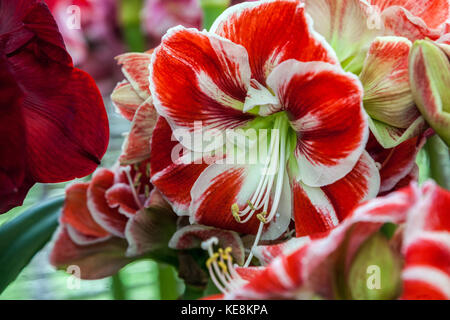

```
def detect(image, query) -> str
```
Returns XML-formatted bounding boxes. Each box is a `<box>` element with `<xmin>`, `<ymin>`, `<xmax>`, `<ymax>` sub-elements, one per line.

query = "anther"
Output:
<box><xmin>257</xmin><ymin>211</ymin><xmax>268</xmax><ymax>224</ymax></box>
<box><xmin>231</xmin><ymin>203</ymin><xmax>241</xmax><ymax>222</ymax></box>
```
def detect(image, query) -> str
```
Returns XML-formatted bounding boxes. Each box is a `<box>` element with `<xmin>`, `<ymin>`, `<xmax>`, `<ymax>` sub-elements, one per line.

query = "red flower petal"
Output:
<box><xmin>150</xmin><ymin>117</ymin><xmax>210</xmax><ymax>215</ymax></box>
<box><xmin>116</xmin><ymin>52</ymin><xmax>153</xmax><ymax>100</ymax></box>
<box><xmin>150</xmin><ymin>27</ymin><xmax>254</xmax><ymax>136</ymax></box>
<box><xmin>190</xmin><ymin>164</ymin><xmax>262</xmax><ymax>236</ymax></box>
<box><xmin>49</xmin><ymin>226</ymin><xmax>131</xmax><ymax>280</ymax></box>
<box><xmin>268</xmin><ymin>60</ymin><xmax>367</xmax><ymax>187</ymax></box>
<box><xmin>321</xmin><ymin>151</ymin><xmax>380</xmax><ymax>223</ymax></box>
<box><xmin>87</xmin><ymin>169</ymin><xmax>128</xmax><ymax>237</ymax></box>
<box><xmin>372</xmin><ymin>0</ymin><xmax>449</xmax><ymax>29</ymax></box>
<box><xmin>381</xmin><ymin>7</ymin><xmax>442</xmax><ymax>41</ymax></box>
<box><xmin>61</xmin><ymin>183</ymin><xmax>110</xmax><ymax>239</ymax></box>
<box><xmin>211</xmin><ymin>0</ymin><xmax>337</xmax><ymax>86</ymax></box>
<box><xmin>367</xmin><ymin>134</ymin><xmax>425</xmax><ymax>193</ymax></box>
<box><xmin>105</xmin><ymin>183</ymin><xmax>140</xmax><ymax>217</ymax></box>
<box><xmin>0</xmin><ymin>0</ymin><xmax>108</xmax><ymax>213</ymax></box>
<box><xmin>119</xmin><ymin>100</ymin><xmax>157</xmax><ymax>165</ymax></box>
<box><xmin>111</xmin><ymin>80</ymin><xmax>144</xmax><ymax>122</ymax></box>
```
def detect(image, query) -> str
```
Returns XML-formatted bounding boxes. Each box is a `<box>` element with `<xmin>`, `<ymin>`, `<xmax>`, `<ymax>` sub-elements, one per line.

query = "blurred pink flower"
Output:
<box><xmin>143</xmin><ymin>0</ymin><xmax>202</xmax><ymax>39</ymax></box>
<box><xmin>143</xmin><ymin>0</ymin><xmax>257</xmax><ymax>40</ymax></box>
<box><xmin>45</xmin><ymin>0</ymin><xmax>123</xmax><ymax>92</ymax></box>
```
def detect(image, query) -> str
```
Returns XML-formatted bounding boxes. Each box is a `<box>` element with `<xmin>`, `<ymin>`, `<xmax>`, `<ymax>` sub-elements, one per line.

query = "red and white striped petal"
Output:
<box><xmin>49</xmin><ymin>226</ymin><xmax>131</xmax><ymax>280</ymax></box>
<box><xmin>367</xmin><ymin>134</ymin><xmax>425</xmax><ymax>193</ymax></box>
<box><xmin>253</xmin><ymin>237</ymin><xmax>310</xmax><ymax>266</ymax></box>
<box><xmin>291</xmin><ymin>151</ymin><xmax>380</xmax><ymax>238</ymax></box>
<box><xmin>169</xmin><ymin>225</ymin><xmax>245</xmax><ymax>265</ymax></box>
<box><xmin>190</xmin><ymin>161</ymin><xmax>292</xmax><ymax>240</ymax></box>
<box><xmin>87</xmin><ymin>169</ymin><xmax>129</xmax><ymax>238</ymax></box>
<box><xmin>116</xmin><ymin>52</ymin><xmax>153</xmax><ymax>100</ymax></box>
<box><xmin>150</xmin><ymin>118</ymin><xmax>210</xmax><ymax>215</ymax></box>
<box><xmin>268</xmin><ymin>60</ymin><xmax>367</xmax><ymax>187</ymax></box>
<box><xmin>105</xmin><ymin>183</ymin><xmax>140</xmax><ymax>217</ymax></box>
<box><xmin>61</xmin><ymin>183</ymin><xmax>110</xmax><ymax>239</ymax></box>
<box><xmin>360</xmin><ymin>36</ymin><xmax>419</xmax><ymax>128</ymax></box>
<box><xmin>381</xmin><ymin>6</ymin><xmax>442</xmax><ymax>41</ymax></box>
<box><xmin>211</xmin><ymin>0</ymin><xmax>337</xmax><ymax>85</ymax></box>
<box><xmin>304</xmin><ymin>0</ymin><xmax>379</xmax><ymax>73</ymax></box>
<box><xmin>291</xmin><ymin>180</ymin><xmax>339</xmax><ymax>237</ymax></box>
<box><xmin>227</xmin><ymin>185</ymin><xmax>419</xmax><ymax>300</ymax></box>
<box><xmin>400</xmin><ymin>182</ymin><xmax>450</xmax><ymax>299</ymax></box>
<box><xmin>371</xmin><ymin>0</ymin><xmax>450</xmax><ymax>30</ymax></box>
<box><xmin>321</xmin><ymin>151</ymin><xmax>381</xmax><ymax>222</ymax></box>
<box><xmin>189</xmin><ymin>163</ymin><xmax>265</xmax><ymax>236</ymax></box>
<box><xmin>150</xmin><ymin>26</ymin><xmax>255</xmax><ymax>139</ymax></box>
<box><xmin>110</xmin><ymin>80</ymin><xmax>144</xmax><ymax>122</ymax></box>
<box><xmin>119</xmin><ymin>99</ymin><xmax>157</xmax><ymax>165</ymax></box>
<box><xmin>226</xmin><ymin>246</ymin><xmax>310</xmax><ymax>300</ymax></box>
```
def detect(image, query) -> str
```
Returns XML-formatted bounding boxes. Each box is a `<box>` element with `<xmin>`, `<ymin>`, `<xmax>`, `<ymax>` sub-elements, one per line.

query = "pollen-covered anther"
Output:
<box><xmin>231</xmin><ymin>203</ymin><xmax>241</xmax><ymax>222</ymax></box>
<box><xmin>257</xmin><ymin>211</ymin><xmax>268</xmax><ymax>224</ymax></box>
<box><xmin>201</xmin><ymin>238</ymin><xmax>244</xmax><ymax>294</ymax></box>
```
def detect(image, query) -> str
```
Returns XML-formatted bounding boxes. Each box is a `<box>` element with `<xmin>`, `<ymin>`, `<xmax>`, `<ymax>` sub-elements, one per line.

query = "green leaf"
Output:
<box><xmin>0</xmin><ymin>196</ymin><xmax>64</xmax><ymax>293</ymax></box>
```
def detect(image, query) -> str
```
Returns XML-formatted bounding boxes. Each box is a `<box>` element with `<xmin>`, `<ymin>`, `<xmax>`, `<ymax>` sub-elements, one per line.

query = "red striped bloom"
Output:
<box><xmin>49</xmin><ymin>161</ymin><xmax>178</xmax><ymax>279</ymax></box>
<box><xmin>150</xmin><ymin>0</ymin><xmax>380</xmax><ymax>265</ymax></box>
<box><xmin>0</xmin><ymin>0</ymin><xmax>109</xmax><ymax>213</ymax></box>
<box><xmin>203</xmin><ymin>181</ymin><xmax>450</xmax><ymax>300</ymax></box>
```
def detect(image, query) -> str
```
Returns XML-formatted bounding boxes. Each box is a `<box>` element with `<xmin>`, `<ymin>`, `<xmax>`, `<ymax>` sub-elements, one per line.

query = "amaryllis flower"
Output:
<box><xmin>150</xmin><ymin>0</ymin><xmax>380</xmax><ymax>266</ymax></box>
<box><xmin>0</xmin><ymin>0</ymin><xmax>109</xmax><ymax>214</ymax></box>
<box><xmin>50</xmin><ymin>161</ymin><xmax>179</xmax><ymax>279</ymax></box>
<box><xmin>203</xmin><ymin>181</ymin><xmax>450</xmax><ymax>300</ymax></box>
<box><xmin>110</xmin><ymin>50</ymin><xmax>158</xmax><ymax>165</ymax></box>
<box><xmin>304</xmin><ymin>0</ymin><xmax>445</xmax><ymax>148</ymax></box>
<box><xmin>304</xmin><ymin>0</ymin><xmax>449</xmax><ymax>71</ymax></box>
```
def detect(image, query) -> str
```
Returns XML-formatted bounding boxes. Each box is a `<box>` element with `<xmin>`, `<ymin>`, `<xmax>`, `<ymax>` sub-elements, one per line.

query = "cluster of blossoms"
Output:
<box><xmin>48</xmin><ymin>0</ymin><xmax>450</xmax><ymax>299</ymax></box>
<box><xmin>0</xmin><ymin>0</ymin><xmax>448</xmax><ymax>300</ymax></box>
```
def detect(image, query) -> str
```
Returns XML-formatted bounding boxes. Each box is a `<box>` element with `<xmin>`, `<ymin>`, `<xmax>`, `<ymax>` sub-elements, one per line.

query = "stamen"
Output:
<box><xmin>201</xmin><ymin>238</ymin><xmax>245</xmax><ymax>294</ymax></box>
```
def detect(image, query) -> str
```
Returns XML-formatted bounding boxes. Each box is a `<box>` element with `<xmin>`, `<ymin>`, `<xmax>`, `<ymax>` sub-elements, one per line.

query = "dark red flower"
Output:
<box><xmin>0</xmin><ymin>0</ymin><xmax>109</xmax><ymax>213</ymax></box>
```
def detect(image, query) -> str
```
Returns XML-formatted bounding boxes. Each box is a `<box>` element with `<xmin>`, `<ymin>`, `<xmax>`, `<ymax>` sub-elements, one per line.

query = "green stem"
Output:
<box><xmin>424</xmin><ymin>135</ymin><xmax>450</xmax><ymax>189</ymax></box>
<box><xmin>111</xmin><ymin>272</ymin><xmax>127</xmax><ymax>300</ymax></box>
<box><xmin>200</xmin><ymin>0</ymin><xmax>230</xmax><ymax>30</ymax></box>
<box><xmin>157</xmin><ymin>263</ymin><xmax>179</xmax><ymax>300</ymax></box>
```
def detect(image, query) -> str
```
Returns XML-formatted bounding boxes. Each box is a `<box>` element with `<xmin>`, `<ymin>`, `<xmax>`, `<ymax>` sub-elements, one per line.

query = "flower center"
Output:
<box><xmin>230</xmin><ymin>113</ymin><xmax>292</xmax><ymax>266</ymax></box>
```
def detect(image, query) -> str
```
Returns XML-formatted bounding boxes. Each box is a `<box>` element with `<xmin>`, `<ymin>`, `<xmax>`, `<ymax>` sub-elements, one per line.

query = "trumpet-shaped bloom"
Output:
<box><xmin>204</xmin><ymin>182</ymin><xmax>450</xmax><ymax>300</ymax></box>
<box><xmin>150</xmin><ymin>0</ymin><xmax>379</xmax><ymax>263</ymax></box>
<box><xmin>0</xmin><ymin>0</ymin><xmax>109</xmax><ymax>214</ymax></box>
